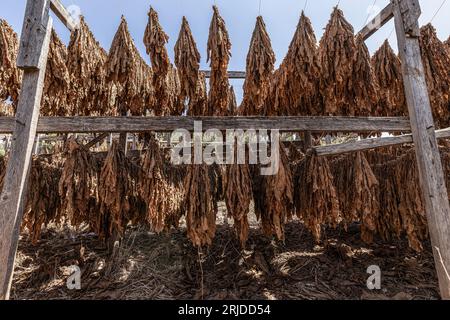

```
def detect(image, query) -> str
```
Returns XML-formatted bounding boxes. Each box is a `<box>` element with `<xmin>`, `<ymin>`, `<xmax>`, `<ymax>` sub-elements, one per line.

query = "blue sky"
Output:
<box><xmin>2</xmin><ymin>0</ymin><xmax>450</xmax><ymax>101</ymax></box>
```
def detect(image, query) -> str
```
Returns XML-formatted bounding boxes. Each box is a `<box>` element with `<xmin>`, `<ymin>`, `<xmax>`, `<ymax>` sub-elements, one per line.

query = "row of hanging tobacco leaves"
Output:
<box><xmin>1</xmin><ymin>7</ymin><xmax>450</xmax><ymax>251</ymax></box>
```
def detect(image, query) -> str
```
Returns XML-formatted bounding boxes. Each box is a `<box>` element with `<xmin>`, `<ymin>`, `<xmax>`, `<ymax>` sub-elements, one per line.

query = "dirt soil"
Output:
<box><xmin>11</xmin><ymin>204</ymin><xmax>439</xmax><ymax>300</ymax></box>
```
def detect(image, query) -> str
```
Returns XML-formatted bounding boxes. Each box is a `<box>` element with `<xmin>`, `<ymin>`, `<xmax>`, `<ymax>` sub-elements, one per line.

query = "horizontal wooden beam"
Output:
<box><xmin>50</xmin><ymin>0</ymin><xmax>78</xmax><ymax>32</ymax></box>
<box><xmin>0</xmin><ymin>116</ymin><xmax>411</xmax><ymax>134</ymax></box>
<box><xmin>314</xmin><ymin>127</ymin><xmax>450</xmax><ymax>157</ymax></box>
<box><xmin>358</xmin><ymin>3</ymin><xmax>394</xmax><ymax>41</ymax></box>
<box><xmin>201</xmin><ymin>70</ymin><xmax>246</xmax><ymax>79</ymax></box>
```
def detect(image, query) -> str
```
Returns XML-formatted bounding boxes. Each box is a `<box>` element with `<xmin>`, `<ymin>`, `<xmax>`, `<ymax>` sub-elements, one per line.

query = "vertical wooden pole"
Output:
<box><xmin>0</xmin><ymin>0</ymin><xmax>52</xmax><ymax>300</ymax></box>
<box><xmin>393</xmin><ymin>0</ymin><xmax>450</xmax><ymax>299</ymax></box>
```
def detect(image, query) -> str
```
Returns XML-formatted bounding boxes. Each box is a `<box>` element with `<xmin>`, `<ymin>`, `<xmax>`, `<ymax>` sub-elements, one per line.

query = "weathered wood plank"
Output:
<box><xmin>393</xmin><ymin>0</ymin><xmax>450</xmax><ymax>299</ymax></box>
<box><xmin>358</xmin><ymin>3</ymin><xmax>394</xmax><ymax>41</ymax></box>
<box><xmin>0</xmin><ymin>116</ymin><xmax>412</xmax><ymax>133</ymax></box>
<box><xmin>314</xmin><ymin>127</ymin><xmax>450</xmax><ymax>156</ymax></box>
<box><xmin>201</xmin><ymin>70</ymin><xmax>246</xmax><ymax>79</ymax></box>
<box><xmin>17</xmin><ymin>0</ymin><xmax>51</xmax><ymax>69</ymax></box>
<box><xmin>0</xmin><ymin>2</ymin><xmax>52</xmax><ymax>300</ymax></box>
<box><xmin>50</xmin><ymin>0</ymin><xmax>78</xmax><ymax>32</ymax></box>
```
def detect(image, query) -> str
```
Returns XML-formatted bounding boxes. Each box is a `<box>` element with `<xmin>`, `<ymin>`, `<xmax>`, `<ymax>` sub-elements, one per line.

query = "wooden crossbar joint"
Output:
<box><xmin>49</xmin><ymin>0</ymin><xmax>78</xmax><ymax>32</ymax></box>
<box><xmin>358</xmin><ymin>3</ymin><xmax>394</xmax><ymax>41</ymax></box>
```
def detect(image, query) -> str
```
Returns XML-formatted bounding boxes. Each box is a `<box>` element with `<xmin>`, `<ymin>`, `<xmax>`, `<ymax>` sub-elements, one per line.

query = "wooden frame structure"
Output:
<box><xmin>0</xmin><ymin>0</ymin><xmax>449</xmax><ymax>300</ymax></box>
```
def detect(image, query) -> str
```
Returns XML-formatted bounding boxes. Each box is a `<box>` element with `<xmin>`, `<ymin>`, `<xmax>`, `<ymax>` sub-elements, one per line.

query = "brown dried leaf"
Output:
<box><xmin>240</xmin><ymin>16</ymin><xmax>275</xmax><ymax>116</ymax></box>
<box><xmin>184</xmin><ymin>164</ymin><xmax>216</xmax><ymax>247</ymax></box>
<box><xmin>175</xmin><ymin>17</ymin><xmax>201</xmax><ymax>106</ymax></box>
<box><xmin>207</xmin><ymin>6</ymin><xmax>232</xmax><ymax>116</ymax></box>
<box><xmin>318</xmin><ymin>7</ymin><xmax>356</xmax><ymax>115</ymax></box>
<box><xmin>67</xmin><ymin>16</ymin><xmax>108</xmax><ymax>116</ymax></box>
<box><xmin>419</xmin><ymin>24</ymin><xmax>450</xmax><ymax>128</ymax></box>
<box><xmin>0</xmin><ymin>19</ymin><xmax>21</xmax><ymax>109</ymax></box>
<box><xmin>140</xmin><ymin>135</ymin><xmax>184</xmax><ymax>233</ymax></box>
<box><xmin>106</xmin><ymin>17</ymin><xmax>153</xmax><ymax>116</ymax></box>
<box><xmin>266</xmin><ymin>12</ymin><xmax>320</xmax><ymax>116</ymax></box>
<box><xmin>295</xmin><ymin>153</ymin><xmax>341</xmax><ymax>241</ymax></box>
<box><xmin>260</xmin><ymin>146</ymin><xmax>294</xmax><ymax>241</ymax></box>
<box><xmin>41</xmin><ymin>30</ymin><xmax>71</xmax><ymax>116</ymax></box>
<box><xmin>58</xmin><ymin>138</ymin><xmax>99</xmax><ymax>228</ymax></box>
<box><xmin>371</xmin><ymin>40</ymin><xmax>407</xmax><ymax>117</ymax></box>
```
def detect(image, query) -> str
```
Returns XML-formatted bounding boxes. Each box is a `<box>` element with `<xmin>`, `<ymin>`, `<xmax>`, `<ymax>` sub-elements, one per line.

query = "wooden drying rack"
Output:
<box><xmin>1</xmin><ymin>0</ymin><xmax>449</xmax><ymax>300</ymax></box>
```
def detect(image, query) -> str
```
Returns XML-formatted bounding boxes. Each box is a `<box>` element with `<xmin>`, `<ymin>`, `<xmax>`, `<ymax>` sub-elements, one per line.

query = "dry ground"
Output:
<box><xmin>11</xmin><ymin>204</ymin><xmax>439</xmax><ymax>300</ymax></box>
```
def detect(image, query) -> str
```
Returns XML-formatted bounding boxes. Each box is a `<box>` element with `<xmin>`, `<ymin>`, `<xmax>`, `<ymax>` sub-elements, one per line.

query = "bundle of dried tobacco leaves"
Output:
<box><xmin>240</xmin><ymin>16</ymin><xmax>275</xmax><ymax>116</ymax></box>
<box><xmin>227</xmin><ymin>86</ymin><xmax>238</xmax><ymax>116</ymax></box>
<box><xmin>67</xmin><ymin>16</ymin><xmax>108</xmax><ymax>116</ymax></box>
<box><xmin>184</xmin><ymin>164</ymin><xmax>216</xmax><ymax>247</ymax></box>
<box><xmin>225</xmin><ymin>148</ymin><xmax>252</xmax><ymax>247</ymax></box>
<box><xmin>371</xmin><ymin>40</ymin><xmax>407</xmax><ymax>117</ymax></box>
<box><xmin>140</xmin><ymin>135</ymin><xmax>184</xmax><ymax>233</ymax></box>
<box><xmin>106</xmin><ymin>17</ymin><xmax>153</xmax><ymax>116</ymax></box>
<box><xmin>419</xmin><ymin>24</ymin><xmax>450</xmax><ymax>128</ymax></box>
<box><xmin>295</xmin><ymin>153</ymin><xmax>341</xmax><ymax>241</ymax></box>
<box><xmin>0</xmin><ymin>19</ymin><xmax>21</xmax><ymax>111</ymax></box>
<box><xmin>175</xmin><ymin>17</ymin><xmax>201</xmax><ymax>108</ymax></box>
<box><xmin>207</xmin><ymin>6</ymin><xmax>232</xmax><ymax>116</ymax></box>
<box><xmin>266</xmin><ymin>12</ymin><xmax>320</xmax><ymax>116</ymax></box>
<box><xmin>58</xmin><ymin>138</ymin><xmax>99</xmax><ymax>228</ymax></box>
<box><xmin>259</xmin><ymin>146</ymin><xmax>294</xmax><ymax>241</ymax></box>
<box><xmin>318</xmin><ymin>7</ymin><xmax>356</xmax><ymax>115</ymax></box>
<box><xmin>41</xmin><ymin>30</ymin><xmax>71</xmax><ymax>116</ymax></box>
<box><xmin>331</xmin><ymin>152</ymin><xmax>379</xmax><ymax>243</ymax></box>
<box><xmin>23</xmin><ymin>155</ymin><xmax>63</xmax><ymax>244</ymax></box>
<box><xmin>144</xmin><ymin>8</ymin><xmax>182</xmax><ymax>116</ymax></box>
<box><xmin>97</xmin><ymin>141</ymin><xmax>135</xmax><ymax>240</ymax></box>
<box><xmin>351</xmin><ymin>35</ymin><xmax>378</xmax><ymax>116</ymax></box>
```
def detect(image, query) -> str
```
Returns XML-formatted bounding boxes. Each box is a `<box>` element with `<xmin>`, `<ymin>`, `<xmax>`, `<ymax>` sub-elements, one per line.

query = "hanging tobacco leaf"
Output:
<box><xmin>58</xmin><ymin>138</ymin><xmax>99</xmax><ymax>228</ymax></box>
<box><xmin>318</xmin><ymin>7</ymin><xmax>356</xmax><ymax>115</ymax></box>
<box><xmin>351</xmin><ymin>35</ymin><xmax>378</xmax><ymax>116</ymax></box>
<box><xmin>41</xmin><ymin>30</ymin><xmax>71</xmax><ymax>116</ymax></box>
<box><xmin>207</xmin><ymin>6</ymin><xmax>232</xmax><ymax>116</ymax></box>
<box><xmin>97</xmin><ymin>141</ymin><xmax>134</xmax><ymax>240</ymax></box>
<box><xmin>184</xmin><ymin>164</ymin><xmax>216</xmax><ymax>247</ymax></box>
<box><xmin>371</xmin><ymin>40</ymin><xmax>407</xmax><ymax>116</ymax></box>
<box><xmin>67</xmin><ymin>16</ymin><xmax>108</xmax><ymax>116</ymax></box>
<box><xmin>106</xmin><ymin>16</ymin><xmax>153</xmax><ymax>116</ymax></box>
<box><xmin>266</xmin><ymin>12</ymin><xmax>320</xmax><ymax>116</ymax></box>
<box><xmin>295</xmin><ymin>153</ymin><xmax>341</xmax><ymax>241</ymax></box>
<box><xmin>188</xmin><ymin>72</ymin><xmax>208</xmax><ymax>116</ymax></box>
<box><xmin>0</xmin><ymin>19</ymin><xmax>21</xmax><ymax>111</ymax></box>
<box><xmin>175</xmin><ymin>17</ymin><xmax>201</xmax><ymax>107</ymax></box>
<box><xmin>140</xmin><ymin>135</ymin><xmax>184</xmax><ymax>233</ymax></box>
<box><xmin>419</xmin><ymin>24</ymin><xmax>450</xmax><ymax>128</ymax></box>
<box><xmin>260</xmin><ymin>146</ymin><xmax>294</xmax><ymax>241</ymax></box>
<box><xmin>240</xmin><ymin>16</ymin><xmax>275</xmax><ymax>116</ymax></box>
<box><xmin>331</xmin><ymin>152</ymin><xmax>379</xmax><ymax>243</ymax></box>
<box><xmin>144</xmin><ymin>7</ymin><xmax>182</xmax><ymax>116</ymax></box>
<box><xmin>23</xmin><ymin>155</ymin><xmax>63</xmax><ymax>245</ymax></box>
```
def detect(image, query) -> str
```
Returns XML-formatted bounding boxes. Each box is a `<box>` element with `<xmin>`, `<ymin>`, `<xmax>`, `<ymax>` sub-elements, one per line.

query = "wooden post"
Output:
<box><xmin>393</xmin><ymin>0</ymin><xmax>450</xmax><ymax>299</ymax></box>
<box><xmin>0</xmin><ymin>0</ymin><xmax>52</xmax><ymax>300</ymax></box>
